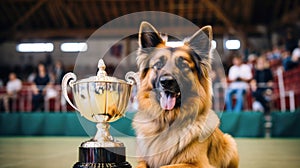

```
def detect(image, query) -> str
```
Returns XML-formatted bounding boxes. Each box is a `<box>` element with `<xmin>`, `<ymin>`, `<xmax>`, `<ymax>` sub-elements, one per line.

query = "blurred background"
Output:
<box><xmin>0</xmin><ymin>0</ymin><xmax>299</xmax><ymax>113</ymax></box>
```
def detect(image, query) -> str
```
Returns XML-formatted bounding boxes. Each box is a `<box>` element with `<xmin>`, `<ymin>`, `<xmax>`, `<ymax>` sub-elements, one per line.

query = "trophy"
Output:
<box><xmin>62</xmin><ymin>59</ymin><xmax>138</xmax><ymax>168</ymax></box>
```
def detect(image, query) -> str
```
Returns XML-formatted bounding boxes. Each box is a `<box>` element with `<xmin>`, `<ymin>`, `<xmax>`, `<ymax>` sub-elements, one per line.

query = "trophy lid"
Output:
<box><xmin>74</xmin><ymin>59</ymin><xmax>129</xmax><ymax>85</ymax></box>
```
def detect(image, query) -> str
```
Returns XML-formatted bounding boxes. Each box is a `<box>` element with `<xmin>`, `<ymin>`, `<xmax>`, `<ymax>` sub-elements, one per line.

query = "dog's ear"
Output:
<box><xmin>184</xmin><ymin>26</ymin><xmax>212</xmax><ymax>61</ymax></box>
<box><xmin>139</xmin><ymin>21</ymin><xmax>163</xmax><ymax>48</ymax></box>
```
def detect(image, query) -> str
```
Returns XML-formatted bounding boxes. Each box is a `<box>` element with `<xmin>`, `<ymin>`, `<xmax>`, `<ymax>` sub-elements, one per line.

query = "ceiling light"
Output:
<box><xmin>60</xmin><ymin>42</ymin><xmax>88</xmax><ymax>52</ymax></box>
<box><xmin>225</xmin><ymin>40</ymin><xmax>240</xmax><ymax>50</ymax></box>
<box><xmin>16</xmin><ymin>43</ymin><xmax>54</xmax><ymax>52</ymax></box>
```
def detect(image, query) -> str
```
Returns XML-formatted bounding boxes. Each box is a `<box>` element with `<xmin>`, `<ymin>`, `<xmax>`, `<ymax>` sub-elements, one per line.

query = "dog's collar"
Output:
<box><xmin>198</xmin><ymin>110</ymin><xmax>220</xmax><ymax>142</ymax></box>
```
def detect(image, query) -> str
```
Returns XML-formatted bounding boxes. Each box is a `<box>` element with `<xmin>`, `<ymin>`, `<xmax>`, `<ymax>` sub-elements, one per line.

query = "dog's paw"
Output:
<box><xmin>160</xmin><ymin>164</ymin><xmax>195</xmax><ymax>168</ymax></box>
<box><xmin>136</xmin><ymin>160</ymin><xmax>148</xmax><ymax>168</ymax></box>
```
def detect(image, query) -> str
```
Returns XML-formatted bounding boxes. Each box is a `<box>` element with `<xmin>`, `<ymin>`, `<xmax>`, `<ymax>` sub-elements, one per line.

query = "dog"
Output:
<box><xmin>132</xmin><ymin>21</ymin><xmax>239</xmax><ymax>168</ymax></box>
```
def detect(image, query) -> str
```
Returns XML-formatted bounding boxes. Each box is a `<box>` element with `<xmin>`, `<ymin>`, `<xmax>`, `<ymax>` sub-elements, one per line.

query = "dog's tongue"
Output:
<box><xmin>160</xmin><ymin>92</ymin><xmax>176</xmax><ymax>110</ymax></box>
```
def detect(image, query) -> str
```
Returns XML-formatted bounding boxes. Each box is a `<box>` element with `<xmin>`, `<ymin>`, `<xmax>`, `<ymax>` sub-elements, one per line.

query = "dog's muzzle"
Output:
<box><xmin>158</xmin><ymin>74</ymin><xmax>181</xmax><ymax>110</ymax></box>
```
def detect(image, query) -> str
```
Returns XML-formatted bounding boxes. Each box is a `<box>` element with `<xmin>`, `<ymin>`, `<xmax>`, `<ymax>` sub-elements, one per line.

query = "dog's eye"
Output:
<box><xmin>177</xmin><ymin>57</ymin><xmax>189</xmax><ymax>70</ymax></box>
<box><xmin>153</xmin><ymin>61</ymin><xmax>163</xmax><ymax>70</ymax></box>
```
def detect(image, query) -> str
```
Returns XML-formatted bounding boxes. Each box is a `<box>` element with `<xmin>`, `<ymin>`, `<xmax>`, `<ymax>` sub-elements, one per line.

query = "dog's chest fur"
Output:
<box><xmin>134</xmin><ymin>110</ymin><xmax>219</xmax><ymax>167</ymax></box>
<box><xmin>136</xmin><ymin>124</ymin><xmax>195</xmax><ymax>167</ymax></box>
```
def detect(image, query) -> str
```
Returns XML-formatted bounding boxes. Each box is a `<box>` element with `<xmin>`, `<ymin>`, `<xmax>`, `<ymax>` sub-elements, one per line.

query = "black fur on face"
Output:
<box><xmin>148</xmin><ymin>47</ymin><xmax>203</xmax><ymax>108</ymax></box>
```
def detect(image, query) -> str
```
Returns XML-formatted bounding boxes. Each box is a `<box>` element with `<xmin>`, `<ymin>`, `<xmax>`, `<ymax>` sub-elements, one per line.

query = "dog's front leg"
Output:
<box><xmin>160</xmin><ymin>164</ymin><xmax>196</xmax><ymax>168</ymax></box>
<box><xmin>136</xmin><ymin>160</ymin><xmax>148</xmax><ymax>168</ymax></box>
<box><xmin>160</xmin><ymin>163</ymin><xmax>215</xmax><ymax>168</ymax></box>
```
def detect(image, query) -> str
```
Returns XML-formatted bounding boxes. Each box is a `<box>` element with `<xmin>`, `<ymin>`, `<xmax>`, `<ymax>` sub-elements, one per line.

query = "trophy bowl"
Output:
<box><xmin>62</xmin><ymin>59</ymin><xmax>137</xmax><ymax>168</ymax></box>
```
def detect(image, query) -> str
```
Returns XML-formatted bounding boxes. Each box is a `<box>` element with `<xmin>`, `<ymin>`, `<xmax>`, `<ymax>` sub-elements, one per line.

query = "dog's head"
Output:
<box><xmin>137</xmin><ymin>22</ymin><xmax>213</xmax><ymax>120</ymax></box>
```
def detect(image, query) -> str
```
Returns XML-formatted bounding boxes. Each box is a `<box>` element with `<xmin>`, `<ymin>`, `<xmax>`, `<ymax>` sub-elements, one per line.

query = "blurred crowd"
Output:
<box><xmin>0</xmin><ymin>57</ymin><xmax>65</xmax><ymax>112</ymax></box>
<box><xmin>0</xmin><ymin>38</ymin><xmax>299</xmax><ymax>113</ymax></box>
<box><xmin>221</xmin><ymin>39</ymin><xmax>300</xmax><ymax>114</ymax></box>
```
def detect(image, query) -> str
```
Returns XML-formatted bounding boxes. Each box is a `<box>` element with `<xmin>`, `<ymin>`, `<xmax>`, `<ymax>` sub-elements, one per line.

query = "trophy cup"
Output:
<box><xmin>62</xmin><ymin>59</ymin><xmax>137</xmax><ymax>168</ymax></box>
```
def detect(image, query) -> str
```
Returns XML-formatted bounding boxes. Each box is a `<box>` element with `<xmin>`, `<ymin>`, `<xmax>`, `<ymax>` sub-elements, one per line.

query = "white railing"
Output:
<box><xmin>276</xmin><ymin>68</ymin><xmax>296</xmax><ymax>112</ymax></box>
<box><xmin>0</xmin><ymin>85</ymin><xmax>69</xmax><ymax>112</ymax></box>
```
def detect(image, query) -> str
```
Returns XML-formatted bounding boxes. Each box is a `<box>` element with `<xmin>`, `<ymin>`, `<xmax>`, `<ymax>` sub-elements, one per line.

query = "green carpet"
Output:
<box><xmin>0</xmin><ymin>137</ymin><xmax>299</xmax><ymax>168</ymax></box>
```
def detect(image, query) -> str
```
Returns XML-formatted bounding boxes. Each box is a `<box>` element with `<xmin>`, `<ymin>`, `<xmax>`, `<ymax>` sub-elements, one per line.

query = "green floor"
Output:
<box><xmin>0</xmin><ymin>137</ymin><xmax>299</xmax><ymax>168</ymax></box>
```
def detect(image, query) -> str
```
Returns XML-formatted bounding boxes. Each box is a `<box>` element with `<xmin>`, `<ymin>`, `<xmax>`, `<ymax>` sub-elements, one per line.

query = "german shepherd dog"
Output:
<box><xmin>132</xmin><ymin>22</ymin><xmax>239</xmax><ymax>168</ymax></box>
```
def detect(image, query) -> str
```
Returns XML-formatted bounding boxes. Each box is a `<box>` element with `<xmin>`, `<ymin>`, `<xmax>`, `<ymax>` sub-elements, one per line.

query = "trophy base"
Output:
<box><xmin>73</xmin><ymin>146</ymin><xmax>131</xmax><ymax>168</ymax></box>
<box><xmin>73</xmin><ymin>161</ymin><xmax>131</xmax><ymax>168</ymax></box>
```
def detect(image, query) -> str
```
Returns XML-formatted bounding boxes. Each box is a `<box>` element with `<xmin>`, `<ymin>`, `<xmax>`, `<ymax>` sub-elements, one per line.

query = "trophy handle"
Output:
<box><xmin>61</xmin><ymin>72</ymin><xmax>80</xmax><ymax>112</ymax></box>
<box><xmin>125</xmin><ymin>71</ymin><xmax>140</xmax><ymax>87</ymax></box>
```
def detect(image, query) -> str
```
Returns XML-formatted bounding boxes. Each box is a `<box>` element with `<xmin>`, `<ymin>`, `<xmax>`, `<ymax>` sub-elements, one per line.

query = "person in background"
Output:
<box><xmin>1</xmin><ymin>72</ymin><xmax>22</xmax><ymax>112</ymax></box>
<box><xmin>53</xmin><ymin>60</ymin><xmax>65</xmax><ymax>84</ymax></box>
<box><xmin>44</xmin><ymin>72</ymin><xmax>58</xmax><ymax>102</ymax></box>
<box><xmin>282</xmin><ymin>50</ymin><xmax>299</xmax><ymax>71</ymax></box>
<box><xmin>290</xmin><ymin>40</ymin><xmax>300</xmax><ymax>67</ymax></box>
<box><xmin>31</xmin><ymin>63</ymin><xmax>50</xmax><ymax>111</ymax></box>
<box><xmin>292</xmin><ymin>47</ymin><xmax>300</xmax><ymax>65</ymax></box>
<box><xmin>250</xmin><ymin>56</ymin><xmax>273</xmax><ymax>114</ymax></box>
<box><xmin>225</xmin><ymin>55</ymin><xmax>253</xmax><ymax>112</ymax></box>
<box><xmin>267</xmin><ymin>46</ymin><xmax>282</xmax><ymax>61</ymax></box>
<box><xmin>247</xmin><ymin>53</ymin><xmax>257</xmax><ymax>75</ymax></box>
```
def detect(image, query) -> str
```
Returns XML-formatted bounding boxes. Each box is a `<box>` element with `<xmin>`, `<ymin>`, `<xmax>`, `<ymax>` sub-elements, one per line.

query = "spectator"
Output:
<box><xmin>282</xmin><ymin>50</ymin><xmax>298</xmax><ymax>71</ymax></box>
<box><xmin>267</xmin><ymin>46</ymin><xmax>282</xmax><ymax>61</ymax></box>
<box><xmin>225</xmin><ymin>55</ymin><xmax>253</xmax><ymax>112</ymax></box>
<box><xmin>247</xmin><ymin>53</ymin><xmax>257</xmax><ymax>75</ymax></box>
<box><xmin>1</xmin><ymin>72</ymin><xmax>22</xmax><ymax>112</ymax></box>
<box><xmin>291</xmin><ymin>40</ymin><xmax>300</xmax><ymax>64</ymax></box>
<box><xmin>31</xmin><ymin>63</ymin><xmax>50</xmax><ymax>111</ymax></box>
<box><xmin>250</xmin><ymin>56</ymin><xmax>273</xmax><ymax>114</ymax></box>
<box><xmin>44</xmin><ymin>72</ymin><xmax>58</xmax><ymax>101</ymax></box>
<box><xmin>27</xmin><ymin>71</ymin><xmax>36</xmax><ymax>83</ymax></box>
<box><xmin>53</xmin><ymin>60</ymin><xmax>65</xmax><ymax>84</ymax></box>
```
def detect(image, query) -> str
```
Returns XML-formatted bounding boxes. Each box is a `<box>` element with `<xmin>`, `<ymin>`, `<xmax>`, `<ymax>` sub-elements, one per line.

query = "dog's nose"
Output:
<box><xmin>159</xmin><ymin>75</ymin><xmax>176</xmax><ymax>89</ymax></box>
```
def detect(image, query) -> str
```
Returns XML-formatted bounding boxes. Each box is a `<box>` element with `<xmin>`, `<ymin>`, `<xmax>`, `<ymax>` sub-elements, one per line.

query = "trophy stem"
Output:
<box><xmin>94</xmin><ymin>122</ymin><xmax>112</xmax><ymax>141</ymax></box>
<box><xmin>81</xmin><ymin>122</ymin><xmax>124</xmax><ymax>147</ymax></box>
<box><xmin>94</xmin><ymin>122</ymin><xmax>124</xmax><ymax>147</ymax></box>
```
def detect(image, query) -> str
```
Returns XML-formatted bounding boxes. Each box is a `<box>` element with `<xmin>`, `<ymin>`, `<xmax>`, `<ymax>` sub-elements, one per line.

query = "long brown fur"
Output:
<box><xmin>133</xmin><ymin>22</ymin><xmax>239</xmax><ymax>168</ymax></box>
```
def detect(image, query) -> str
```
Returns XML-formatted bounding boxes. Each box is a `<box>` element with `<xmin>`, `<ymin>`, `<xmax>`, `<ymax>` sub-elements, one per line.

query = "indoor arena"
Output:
<box><xmin>0</xmin><ymin>1</ymin><xmax>299</xmax><ymax>168</ymax></box>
